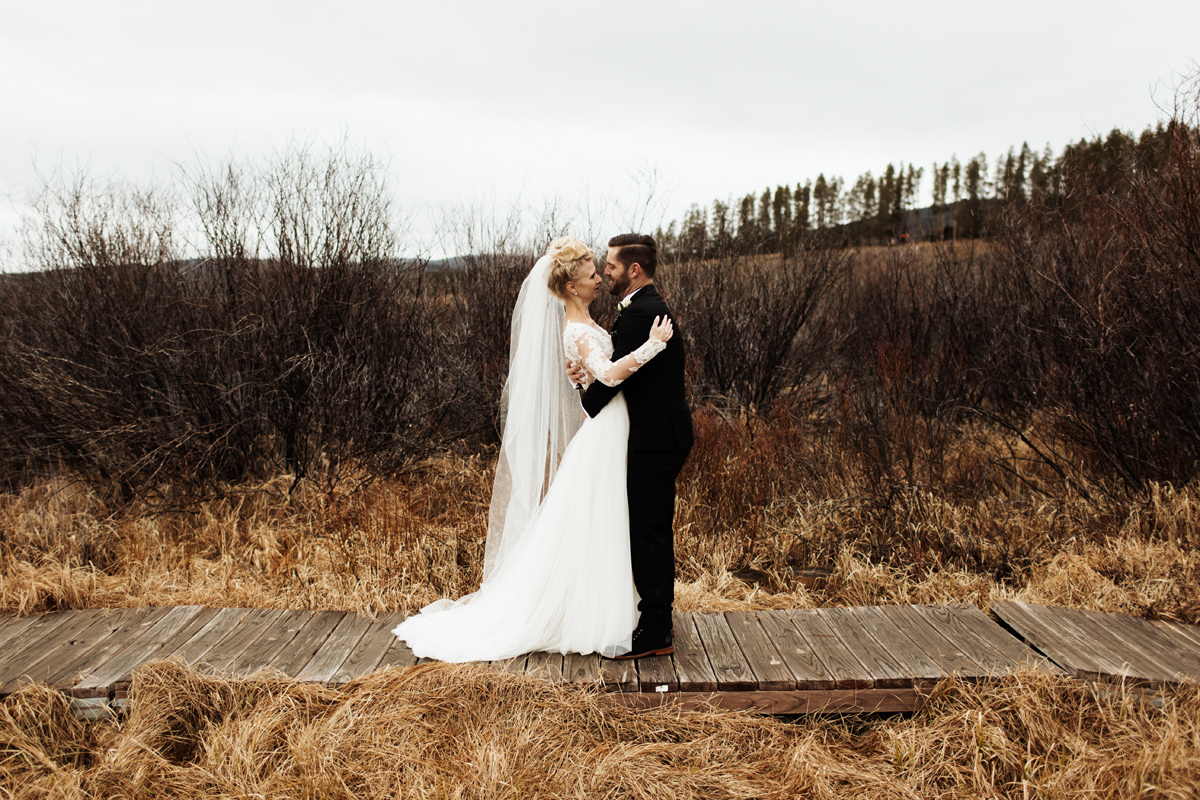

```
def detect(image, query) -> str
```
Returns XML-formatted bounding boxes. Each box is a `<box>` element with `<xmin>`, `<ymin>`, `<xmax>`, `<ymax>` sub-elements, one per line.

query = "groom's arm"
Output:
<box><xmin>580</xmin><ymin>305</ymin><xmax>655</xmax><ymax>418</ymax></box>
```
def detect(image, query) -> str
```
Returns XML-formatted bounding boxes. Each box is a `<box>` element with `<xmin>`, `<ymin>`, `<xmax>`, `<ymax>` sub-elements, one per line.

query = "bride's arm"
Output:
<box><xmin>573</xmin><ymin>318</ymin><xmax>672</xmax><ymax>388</ymax></box>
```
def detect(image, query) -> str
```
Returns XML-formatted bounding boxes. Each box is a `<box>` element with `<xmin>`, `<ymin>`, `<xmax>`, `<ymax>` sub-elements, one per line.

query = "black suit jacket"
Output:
<box><xmin>581</xmin><ymin>285</ymin><xmax>694</xmax><ymax>454</ymax></box>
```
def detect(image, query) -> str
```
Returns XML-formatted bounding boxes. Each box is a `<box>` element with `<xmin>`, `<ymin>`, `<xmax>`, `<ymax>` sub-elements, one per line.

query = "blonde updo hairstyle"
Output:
<box><xmin>545</xmin><ymin>237</ymin><xmax>595</xmax><ymax>300</ymax></box>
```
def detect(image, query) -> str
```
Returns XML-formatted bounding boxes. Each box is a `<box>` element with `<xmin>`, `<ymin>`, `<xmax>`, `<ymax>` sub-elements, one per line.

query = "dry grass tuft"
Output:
<box><xmin>2</xmin><ymin>661</ymin><xmax>1198</xmax><ymax>798</ymax></box>
<box><xmin>0</xmin><ymin>683</ymin><xmax>94</xmax><ymax>796</ymax></box>
<box><xmin>4</xmin><ymin>422</ymin><xmax>1200</xmax><ymax>623</ymax></box>
<box><xmin>5</xmin><ymin>409</ymin><xmax>1200</xmax><ymax>797</ymax></box>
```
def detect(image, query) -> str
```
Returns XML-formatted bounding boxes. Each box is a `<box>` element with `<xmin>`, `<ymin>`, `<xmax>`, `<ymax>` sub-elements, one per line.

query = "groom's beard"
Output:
<box><xmin>608</xmin><ymin>273</ymin><xmax>630</xmax><ymax>297</ymax></box>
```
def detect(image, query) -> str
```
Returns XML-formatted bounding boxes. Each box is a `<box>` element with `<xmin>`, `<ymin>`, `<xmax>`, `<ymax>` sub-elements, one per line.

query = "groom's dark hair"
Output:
<box><xmin>608</xmin><ymin>233</ymin><xmax>657</xmax><ymax>278</ymax></box>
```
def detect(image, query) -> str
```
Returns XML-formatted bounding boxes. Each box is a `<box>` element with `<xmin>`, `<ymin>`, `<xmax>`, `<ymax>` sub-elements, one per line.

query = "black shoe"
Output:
<box><xmin>614</xmin><ymin>627</ymin><xmax>674</xmax><ymax>660</ymax></box>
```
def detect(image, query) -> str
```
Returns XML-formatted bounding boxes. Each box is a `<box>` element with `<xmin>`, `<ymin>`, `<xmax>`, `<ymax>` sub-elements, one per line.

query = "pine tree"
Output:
<box><xmin>932</xmin><ymin>162</ymin><xmax>949</xmax><ymax>237</ymax></box>
<box><xmin>772</xmin><ymin>186</ymin><xmax>791</xmax><ymax>243</ymax></box>
<box><xmin>995</xmin><ymin>148</ymin><xmax>1020</xmax><ymax>202</ymax></box>
<box><xmin>1028</xmin><ymin>143</ymin><xmax>1051</xmax><ymax>205</ymax></box>
<box><xmin>812</xmin><ymin>174</ymin><xmax>829</xmax><ymax>229</ymax></box>
<box><xmin>847</xmin><ymin>171</ymin><xmax>876</xmax><ymax>224</ymax></box>
<box><xmin>712</xmin><ymin>199</ymin><xmax>731</xmax><ymax>249</ymax></box>
<box><xmin>932</xmin><ymin>162</ymin><xmax>946</xmax><ymax>209</ymax></box>
<box><xmin>826</xmin><ymin>176</ymin><xmax>844</xmax><ymax>229</ymax></box>
<box><xmin>758</xmin><ymin>188</ymin><xmax>773</xmax><ymax>247</ymax></box>
<box><xmin>794</xmin><ymin>182</ymin><xmax>811</xmax><ymax>232</ymax></box>
<box><xmin>1014</xmin><ymin>142</ymin><xmax>1031</xmax><ymax>203</ymax></box>
<box><xmin>738</xmin><ymin>193</ymin><xmax>756</xmax><ymax>244</ymax></box>
<box><xmin>959</xmin><ymin>152</ymin><xmax>987</xmax><ymax>237</ymax></box>
<box><xmin>679</xmin><ymin>204</ymin><xmax>707</xmax><ymax>259</ymax></box>
<box><xmin>773</xmin><ymin>185</ymin><xmax>793</xmax><ymax>253</ymax></box>
<box><xmin>903</xmin><ymin>164</ymin><xmax>923</xmax><ymax>213</ymax></box>
<box><xmin>877</xmin><ymin>164</ymin><xmax>897</xmax><ymax>238</ymax></box>
<box><xmin>890</xmin><ymin>164</ymin><xmax>906</xmax><ymax>235</ymax></box>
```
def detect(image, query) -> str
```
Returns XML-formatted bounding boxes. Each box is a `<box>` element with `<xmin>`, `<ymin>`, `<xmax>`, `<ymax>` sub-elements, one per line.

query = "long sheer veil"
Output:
<box><xmin>483</xmin><ymin>254</ymin><xmax>582</xmax><ymax>583</ymax></box>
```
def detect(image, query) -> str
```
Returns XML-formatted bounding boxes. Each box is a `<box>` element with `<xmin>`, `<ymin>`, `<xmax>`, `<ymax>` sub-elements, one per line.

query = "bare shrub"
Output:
<box><xmin>839</xmin><ymin>241</ymin><xmax>997</xmax><ymax>411</ymax></box>
<box><xmin>0</xmin><ymin>149</ymin><xmax>462</xmax><ymax>501</ymax></box>
<box><xmin>440</xmin><ymin>249</ymin><xmax>536</xmax><ymax>444</ymax></box>
<box><xmin>985</xmin><ymin>111</ymin><xmax>1200</xmax><ymax>491</ymax></box>
<box><xmin>667</xmin><ymin>233</ymin><xmax>852</xmax><ymax>408</ymax></box>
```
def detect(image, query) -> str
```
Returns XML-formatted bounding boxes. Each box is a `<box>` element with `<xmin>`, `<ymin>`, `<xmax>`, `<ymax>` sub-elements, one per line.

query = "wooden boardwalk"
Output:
<box><xmin>0</xmin><ymin>602</ymin><xmax>1197</xmax><ymax>718</ymax></box>
<box><xmin>992</xmin><ymin>600</ymin><xmax>1200</xmax><ymax>691</ymax></box>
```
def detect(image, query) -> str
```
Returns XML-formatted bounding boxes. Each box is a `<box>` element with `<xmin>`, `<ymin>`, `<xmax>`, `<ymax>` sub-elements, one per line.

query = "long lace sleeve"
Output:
<box><xmin>570</xmin><ymin>327</ymin><xmax>665</xmax><ymax>388</ymax></box>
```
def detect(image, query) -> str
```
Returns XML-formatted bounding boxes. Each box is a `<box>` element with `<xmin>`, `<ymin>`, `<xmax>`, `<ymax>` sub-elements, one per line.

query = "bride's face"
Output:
<box><xmin>572</xmin><ymin>259</ymin><xmax>603</xmax><ymax>303</ymax></box>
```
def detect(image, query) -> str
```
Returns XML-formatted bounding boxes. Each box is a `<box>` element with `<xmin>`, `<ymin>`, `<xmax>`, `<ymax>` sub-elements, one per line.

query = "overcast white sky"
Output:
<box><xmin>2</xmin><ymin>0</ymin><xmax>1197</xmax><ymax>261</ymax></box>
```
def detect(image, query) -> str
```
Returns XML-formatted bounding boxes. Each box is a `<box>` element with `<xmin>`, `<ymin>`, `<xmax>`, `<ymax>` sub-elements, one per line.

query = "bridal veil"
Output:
<box><xmin>483</xmin><ymin>253</ymin><xmax>582</xmax><ymax>582</ymax></box>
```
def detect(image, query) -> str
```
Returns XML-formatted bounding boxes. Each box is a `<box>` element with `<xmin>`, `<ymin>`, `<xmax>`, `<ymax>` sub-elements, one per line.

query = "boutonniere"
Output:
<box><xmin>617</xmin><ymin>296</ymin><xmax>633</xmax><ymax>312</ymax></box>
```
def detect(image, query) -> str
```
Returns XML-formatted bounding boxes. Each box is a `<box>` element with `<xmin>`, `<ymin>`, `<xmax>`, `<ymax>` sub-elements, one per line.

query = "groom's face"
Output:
<box><xmin>605</xmin><ymin>247</ymin><xmax>631</xmax><ymax>297</ymax></box>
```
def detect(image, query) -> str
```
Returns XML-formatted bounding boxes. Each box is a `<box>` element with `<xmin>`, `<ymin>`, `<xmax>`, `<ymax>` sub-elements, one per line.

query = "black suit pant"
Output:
<box><xmin>627</xmin><ymin>448</ymin><xmax>690</xmax><ymax>635</ymax></box>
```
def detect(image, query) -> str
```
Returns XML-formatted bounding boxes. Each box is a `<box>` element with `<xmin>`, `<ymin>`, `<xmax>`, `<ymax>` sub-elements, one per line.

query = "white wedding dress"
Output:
<box><xmin>391</xmin><ymin>318</ymin><xmax>664</xmax><ymax>662</ymax></box>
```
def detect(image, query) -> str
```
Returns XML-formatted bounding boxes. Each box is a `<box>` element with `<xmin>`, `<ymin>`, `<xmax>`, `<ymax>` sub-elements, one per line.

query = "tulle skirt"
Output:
<box><xmin>392</xmin><ymin>394</ymin><xmax>637</xmax><ymax>661</ymax></box>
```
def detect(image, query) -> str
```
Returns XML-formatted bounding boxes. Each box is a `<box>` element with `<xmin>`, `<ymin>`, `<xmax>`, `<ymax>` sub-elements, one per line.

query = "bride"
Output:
<box><xmin>391</xmin><ymin>237</ymin><xmax>673</xmax><ymax>662</ymax></box>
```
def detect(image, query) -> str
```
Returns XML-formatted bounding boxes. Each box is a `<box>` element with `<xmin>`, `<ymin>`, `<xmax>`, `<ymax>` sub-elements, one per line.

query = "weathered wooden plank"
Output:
<box><xmin>1089</xmin><ymin>611</ymin><xmax>1200</xmax><ymax>679</ymax></box>
<box><xmin>112</xmin><ymin>607</ymin><xmax>222</xmax><ymax>698</ymax></box>
<box><xmin>562</xmin><ymin>652</ymin><xmax>600</xmax><ymax>684</ymax></box>
<box><xmin>525</xmin><ymin>651</ymin><xmax>565</xmax><ymax>682</ymax></box>
<box><xmin>878</xmin><ymin>605</ymin><xmax>986</xmax><ymax>677</ymax></box>
<box><xmin>376</xmin><ymin>635</ymin><xmax>418</xmax><ymax>670</ymax></box>
<box><xmin>955</xmin><ymin>603</ymin><xmax>1063</xmax><ymax>673</ymax></box>
<box><xmin>167</xmin><ymin>607</ymin><xmax>260</xmax><ymax>666</ymax></box>
<box><xmin>214</xmin><ymin>609</ymin><xmax>313</xmax><ymax>676</ymax></box>
<box><xmin>0</xmin><ymin>610</ymin><xmax>109</xmax><ymax>689</ymax></box>
<box><xmin>0</xmin><ymin>615</ymin><xmax>40</xmax><ymax>653</ymax></box>
<box><xmin>263</xmin><ymin>611</ymin><xmax>347</xmax><ymax>678</ymax></box>
<box><xmin>333</xmin><ymin>613</ymin><xmax>409</xmax><ymax>684</ymax></box>
<box><xmin>70</xmin><ymin>606</ymin><xmax>208</xmax><ymax>698</ymax></box>
<box><xmin>1052</xmin><ymin>606</ymin><xmax>1196</xmax><ymax>686</ymax></box>
<box><xmin>192</xmin><ymin>609</ymin><xmax>286</xmax><ymax>673</ymax></box>
<box><xmin>670</xmin><ymin>612</ymin><xmax>718</xmax><ymax>692</ymax></box>
<box><xmin>610</xmin><ymin>688</ymin><xmax>920</xmax><ymax>714</ymax></box>
<box><xmin>724</xmin><ymin>611</ymin><xmax>796</xmax><ymax>691</ymax></box>
<box><xmin>847</xmin><ymin>606</ymin><xmax>946</xmax><ymax>688</ymax></box>
<box><xmin>788</xmin><ymin>608</ymin><xmax>873</xmax><ymax>690</ymax></box>
<box><xmin>296</xmin><ymin>613</ymin><xmax>373</xmax><ymax>685</ymax></box>
<box><xmin>1151</xmin><ymin>620</ymin><xmax>1200</xmax><ymax>664</ymax></box>
<box><xmin>636</xmin><ymin>654</ymin><xmax>678</xmax><ymax>693</ymax></box>
<box><xmin>815</xmin><ymin>607</ymin><xmax>910</xmax><ymax>689</ymax></box>
<box><xmin>6</xmin><ymin>609</ymin><xmax>134</xmax><ymax>689</ymax></box>
<box><xmin>691</xmin><ymin>612</ymin><xmax>757</xmax><ymax>691</ymax></box>
<box><xmin>597</xmin><ymin>654</ymin><xmax>638</xmax><ymax>692</ymax></box>
<box><xmin>7</xmin><ymin>608</ymin><xmax>156</xmax><ymax>690</ymax></box>
<box><xmin>918</xmin><ymin>603</ymin><xmax>1048</xmax><ymax>676</ymax></box>
<box><xmin>491</xmin><ymin>654</ymin><xmax>528</xmax><ymax>674</ymax></box>
<box><xmin>41</xmin><ymin>608</ymin><xmax>171</xmax><ymax>690</ymax></box>
<box><xmin>0</xmin><ymin>609</ymin><xmax>116</xmax><ymax>691</ymax></box>
<box><xmin>990</xmin><ymin>600</ymin><xmax>1136</xmax><ymax>682</ymax></box>
<box><xmin>756</xmin><ymin>610</ymin><xmax>837</xmax><ymax>690</ymax></box>
<box><xmin>1026</xmin><ymin>603</ymin><xmax>1166</xmax><ymax>684</ymax></box>
<box><xmin>1172</xmin><ymin>620</ymin><xmax>1200</xmax><ymax>651</ymax></box>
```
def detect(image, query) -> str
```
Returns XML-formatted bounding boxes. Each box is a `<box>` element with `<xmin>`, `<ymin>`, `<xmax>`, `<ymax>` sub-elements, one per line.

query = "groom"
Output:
<box><xmin>570</xmin><ymin>233</ymin><xmax>693</xmax><ymax>659</ymax></box>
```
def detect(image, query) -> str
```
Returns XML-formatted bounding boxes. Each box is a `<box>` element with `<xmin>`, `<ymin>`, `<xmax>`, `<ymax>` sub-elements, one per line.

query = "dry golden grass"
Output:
<box><xmin>2</xmin><ymin>661</ymin><xmax>1198</xmax><ymax>798</ymax></box>
<box><xmin>2</xmin><ymin>413</ymin><xmax>1199</xmax><ymax>623</ymax></box>
<box><xmin>4</xmin><ymin>414</ymin><xmax>1200</xmax><ymax>797</ymax></box>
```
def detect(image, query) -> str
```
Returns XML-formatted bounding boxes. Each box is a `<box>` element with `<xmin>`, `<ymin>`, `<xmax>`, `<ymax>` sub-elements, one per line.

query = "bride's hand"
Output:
<box><xmin>565</xmin><ymin>358</ymin><xmax>588</xmax><ymax>386</ymax></box>
<box><xmin>649</xmin><ymin>315</ymin><xmax>673</xmax><ymax>343</ymax></box>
